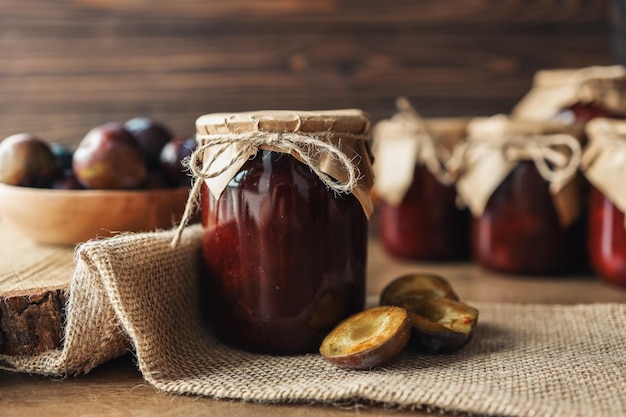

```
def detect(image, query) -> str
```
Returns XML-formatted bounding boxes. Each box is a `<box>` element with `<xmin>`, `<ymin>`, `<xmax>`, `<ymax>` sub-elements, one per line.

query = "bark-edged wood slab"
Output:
<box><xmin>0</xmin><ymin>220</ymin><xmax>74</xmax><ymax>355</ymax></box>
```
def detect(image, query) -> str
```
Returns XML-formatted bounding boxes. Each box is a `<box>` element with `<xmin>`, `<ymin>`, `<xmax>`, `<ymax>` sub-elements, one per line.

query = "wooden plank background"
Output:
<box><xmin>0</xmin><ymin>0</ymin><xmax>617</xmax><ymax>145</ymax></box>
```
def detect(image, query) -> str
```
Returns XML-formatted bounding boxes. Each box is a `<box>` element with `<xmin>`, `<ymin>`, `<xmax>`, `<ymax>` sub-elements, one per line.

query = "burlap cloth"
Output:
<box><xmin>1</xmin><ymin>226</ymin><xmax>625</xmax><ymax>417</ymax></box>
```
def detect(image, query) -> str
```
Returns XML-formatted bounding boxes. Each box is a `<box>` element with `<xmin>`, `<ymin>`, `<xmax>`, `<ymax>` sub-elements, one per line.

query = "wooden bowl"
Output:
<box><xmin>0</xmin><ymin>184</ymin><xmax>191</xmax><ymax>245</ymax></box>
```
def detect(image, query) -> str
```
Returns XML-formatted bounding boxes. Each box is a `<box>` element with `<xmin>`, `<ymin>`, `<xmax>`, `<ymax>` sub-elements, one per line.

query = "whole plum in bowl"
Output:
<box><xmin>0</xmin><ymin>133</ymin><xmax>60</xmax><ymax>188</ymax></box>
<box><xmin>0</xmin><ymin>118</ymin><xmax>197</xmax><ymax>245</ymax></box>
<box><xmin>72</xmin><ymin>122</ymin><xmax>148</xmax><ymax>190</ymax></box>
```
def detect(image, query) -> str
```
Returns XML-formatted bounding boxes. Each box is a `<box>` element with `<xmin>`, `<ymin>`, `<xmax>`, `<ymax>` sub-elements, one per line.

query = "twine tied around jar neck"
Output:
<box><xmin>372</xmin><ymin>97</ymin><xmax>461</xmax><ymax>205</ymax></box>
<box><xmin>453</xmin><ymin>133</ymin><xmax>582</xmax><ymax>188</ymax></box>
<box><xmin>456</xmin><ymin>115</ymin><xmax>583</xmax><ymax>227</ymax></box>
<box><xmin>171</xmin><ymin>130</ymin><xmax>364</xmax><ymax>247</ymax></box>
<box><xmin>501</xmin><ymin>134</ymin><xmax>581</xmax><ymax>186</ymax></box>
<box><xmin>394</xmin><ymin>97</ymin><xmax>456</xmax><ymax>186</ymax></box>
<box><xmin>581</xmin><ymin>118</ymin><xmax>626</xmax><ymax>168</ymax></box>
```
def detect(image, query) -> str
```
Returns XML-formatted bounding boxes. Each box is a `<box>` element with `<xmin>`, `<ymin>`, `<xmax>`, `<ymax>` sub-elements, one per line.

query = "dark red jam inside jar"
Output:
<box><xmin>471</xmin><ymin>161</ymin><xmax>580</xmax><ymax>275</ymax></box>
<box><xmin>557</xmin><ymin>103</ymin><xmax>619</xmax><ymax>124</ymax></box>
<box><xmin>588</xmin><ymin>186</ymin><xmax>626</xmax><ymax>287</ymax></box>
<box><xmin>378</xmin><ymin>164</ymin><xmax>468</xmax><ymax>260</ymax></box>
<box><xmin>200</xmin><ymin>150</ymin><xmax>367</xmax><ymax>354</ymax></box>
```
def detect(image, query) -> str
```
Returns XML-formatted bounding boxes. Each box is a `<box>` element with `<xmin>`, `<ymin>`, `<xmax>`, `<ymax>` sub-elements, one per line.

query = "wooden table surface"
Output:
<box><xmin>1</xmin><ymin>224</ymin><xmax>625</xmax><ymax>417</ymax></box>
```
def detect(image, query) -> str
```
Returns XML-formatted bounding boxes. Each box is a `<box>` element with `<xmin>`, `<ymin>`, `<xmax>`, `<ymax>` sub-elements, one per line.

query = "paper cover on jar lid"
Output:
<box><xmin>194</xmin><ymin>109</ymin><xmax>374</xmax><ymax>218</ymax></box>
<box><xmin>512</xmin><ymin>65</ymin><xmax>626</xmax><ymax>122</ymax></box>
<box><xmin>372</xmin><ymin>98</ymin><xmax>465</xmax><ymax>205</ymax></box>
<box><xmin>582</xmin><ymin>118</ymin><xmax>626</xmax><ymax>223</ymax></box>
<box><xmin>456</xmin><ymin>115</ymin><xmax>583</xmax><ymax>227</ymax></box>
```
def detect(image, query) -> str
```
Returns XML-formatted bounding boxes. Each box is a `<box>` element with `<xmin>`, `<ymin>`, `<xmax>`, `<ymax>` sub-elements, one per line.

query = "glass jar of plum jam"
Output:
<box><xmin>194</xmin><ymin>110</ymin><xmax>374</xmax><ymax>354</ymax></box>
<box><xmin>373</xmin><ymin>99</ymin><xmax>468</xmax><ymax>261</ymax></box>
<box><xmin>457</xmin><ymin>116</ymin><xmax>583</xmax><ymax>275</ymax></box>
<box><xmin>582</xmin><ymin>118</ymin><xmax>626</xmax><ymax>287</ymax></box>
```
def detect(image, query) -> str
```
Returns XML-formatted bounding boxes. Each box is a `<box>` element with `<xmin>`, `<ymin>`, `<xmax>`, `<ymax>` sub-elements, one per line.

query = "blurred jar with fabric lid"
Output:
<box><xmin>372</xmin><ymin>98</ymin><xmax>469</xmax><ymax>261</ymax></box>
<box><xmin>456</xmin><ymin>115</ymin><xmax>584</xmax><ymax>275</ymax></box>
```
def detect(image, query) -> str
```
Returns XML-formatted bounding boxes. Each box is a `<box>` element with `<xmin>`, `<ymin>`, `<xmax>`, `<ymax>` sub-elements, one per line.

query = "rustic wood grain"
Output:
<box><xmin>0</xmin><ymin>0</ymin><xmax>613</xmax><ymax>145</ymax></box>
<box><xmin>0</xmin><ymin>221</ymin><xmax>73</xmax><ymax>355</ymax></box>
<box><xmin>0</xmin><ymin>355</ymin><xmax>437</xmax><ymax>417</ymax></box>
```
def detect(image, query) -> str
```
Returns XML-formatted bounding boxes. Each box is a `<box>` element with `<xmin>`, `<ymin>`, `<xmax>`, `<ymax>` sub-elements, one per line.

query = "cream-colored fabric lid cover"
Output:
<box><xmin>195</xmin><ymin>109</ymin><xmax>375</xmax><ymax>218</ymax></box>
<box><xmin>582</xmin><ymin>118</ymin><xmax>626</xmax><ymax>223</ymax></box>
<box><xmin>372</xmin><ymin>98</ymin><xmax>462</xmax><ymax>205</ymax></box>
<box><xmin>513</xmin><ymin>65</ymin><xmax>626</xmax><ymax>122</ymax></box>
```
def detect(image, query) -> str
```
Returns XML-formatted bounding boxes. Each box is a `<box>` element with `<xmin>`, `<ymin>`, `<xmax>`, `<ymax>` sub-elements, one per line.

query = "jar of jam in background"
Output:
<box><xmin>582</xmin><ymin>118</ymin><xmax>626</xmax><ymax>287</ymax></box>
<box><xmin>373</xmin><ymin>100</ymin><xmax>468</xmax><ymax>261</ymax></box>
<box><xmin>471</xmin><ymin>161</ymin><xmax>580</xmax><ymax>275</ymax></box>
<box><xmin>195</xmin><ymin>110</ymin><xmax>374</xmax><ymax>354</ymax></box>
<box><xmin>457</xmin><ymin>115</ymin><xmax>583</xmax><ymax>276</ymax></box>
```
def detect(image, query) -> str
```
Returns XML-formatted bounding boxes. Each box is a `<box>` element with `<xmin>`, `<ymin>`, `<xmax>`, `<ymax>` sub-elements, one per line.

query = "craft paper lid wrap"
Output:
<box><xmin>456</xmin><ymin>115</ymin><xmax>583</xmax><ymax>227</ymax></box>
<box><xmin>372</xmin><ymin>98</ymin><xmax>465</xmax><ymax>205</ymax></box>
<box><xmin>513</xmin><ymin>65</ymin><xmax>626</xmax><ymax>122</ymax></box>
<box><xmin>194</xmin><ymin>109</ymin><xmax>375</xmax><ymax>218</ymax></box>
<box><xmin>582</xmin><ymin>118</ymin><xmax>626</xmax><ymax>225</ymax></box>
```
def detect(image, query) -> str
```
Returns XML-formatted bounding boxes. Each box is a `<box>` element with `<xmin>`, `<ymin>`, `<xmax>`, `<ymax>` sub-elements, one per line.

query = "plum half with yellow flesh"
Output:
<box><xmin>380</xmin><ymin>274</ymin><xmax>478</xmax><ymax>353</ymax></box>
<box><xmin>319</xmin><ymin>306</ymin><xmax>411</xmax><ymax>370</ymax></box>
<box><xmin>393</xmin><ymin>295</ymin><xmax>478</xmax><ymax>353</ymax></box>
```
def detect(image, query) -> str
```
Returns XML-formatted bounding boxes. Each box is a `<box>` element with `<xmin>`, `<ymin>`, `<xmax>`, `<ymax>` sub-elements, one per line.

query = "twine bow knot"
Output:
<box><xmin>500</xmin><ymin>134</ymin><xmax>581</xmax><ymax>186</ymax></box>
<box><xmin>452</xmin><ymin>133</ymin><xmax>581</xmax><ymax>188</ymax></box>
<box><xmin>392</xmin><ymin>97</ymin><xmax>457</xmax><ymax>185</ymax></box>
<box><xmin>171</xmin><ymin>130</ymin><xmax>362</xmax><ymax>247</ymax></box>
